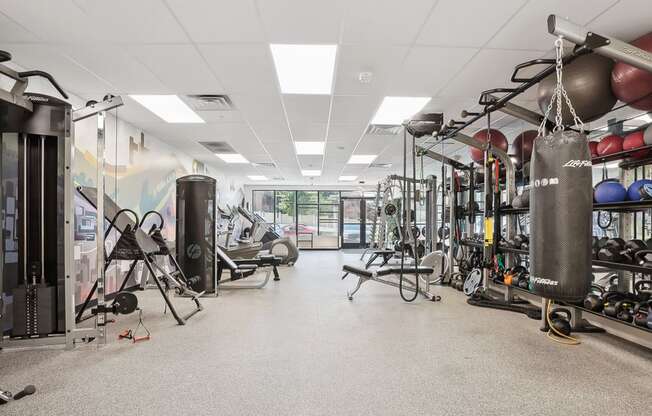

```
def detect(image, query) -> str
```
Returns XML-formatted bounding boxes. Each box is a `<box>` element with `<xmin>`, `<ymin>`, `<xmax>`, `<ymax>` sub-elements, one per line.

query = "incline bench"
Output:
<box><xmin>341</xmin><ymin>264</ymin><xmax>439</xmax><ymax>301</ymax></box>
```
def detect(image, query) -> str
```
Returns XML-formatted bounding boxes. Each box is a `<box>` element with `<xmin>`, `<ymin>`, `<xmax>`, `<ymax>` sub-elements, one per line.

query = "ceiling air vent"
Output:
<box><xmin>199</xmin><ymin>141</ymin><xmax>235</xmax><ymax>153</ymax></box>
<box><xmin>186</xmin><ymin>95</ymin><xmax>235</xmax><ymax>111</ymax></box>
<box><xmin>272</xmin><ymin>176</ymin><xmax>285</xmax><ymax>181</ymax></box>
<box><xmin>251</xmin><ymin>162</ymin><xmax>276</xmax><ymax>168</ymax></box>
<box><xmin>365</xmin><ymin>124</ymin><xmax>402</xmax><ymax>136</ymax></box>
<box><xmin>369</xmin><ymin>163</ymin><xmax>392</xmax><ymax>169</ymax></box>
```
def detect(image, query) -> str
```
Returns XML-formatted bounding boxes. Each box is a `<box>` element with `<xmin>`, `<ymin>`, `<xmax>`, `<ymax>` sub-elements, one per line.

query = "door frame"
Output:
<box><xmin>340</xmin><ymin>197</ymin><xmax>367</xmax><ymax>249</ymax></box>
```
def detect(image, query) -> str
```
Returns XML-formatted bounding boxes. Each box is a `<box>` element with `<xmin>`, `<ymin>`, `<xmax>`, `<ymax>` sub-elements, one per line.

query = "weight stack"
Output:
<box><xmin>529</xmin><ymin>130</ymin><xmax>592</xmax><ymax>302</ymax></box>
<box><xmin>176</xmin><ymin>175</ymin><xmax>217</xmax><ymax>293</ymax></box>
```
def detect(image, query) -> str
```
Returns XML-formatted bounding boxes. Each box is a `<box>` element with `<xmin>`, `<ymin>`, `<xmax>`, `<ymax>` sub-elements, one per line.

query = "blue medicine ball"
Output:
<box><xmin>627</xmin><ymin>179</ymin><xmax>652</xmax><ymax>201</ymax></box>
<box><xmin>594</xmin><ymin>179</ymin><xmax>627</xmax><ymax>203</ymax></box>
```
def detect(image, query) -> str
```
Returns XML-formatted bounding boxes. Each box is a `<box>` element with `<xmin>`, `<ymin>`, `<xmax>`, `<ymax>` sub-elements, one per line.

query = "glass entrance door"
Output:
<box><xmin>341</xmin><ymin>198</ymin><xmax>366</xmax><ymax>249</ymax></box>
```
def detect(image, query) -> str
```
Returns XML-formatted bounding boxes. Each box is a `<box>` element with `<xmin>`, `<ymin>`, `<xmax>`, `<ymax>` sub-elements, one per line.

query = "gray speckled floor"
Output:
<box><xmin>1</xmin><ymin>251</ymin><xmax>651</xmax><ymax>416</ymax></box>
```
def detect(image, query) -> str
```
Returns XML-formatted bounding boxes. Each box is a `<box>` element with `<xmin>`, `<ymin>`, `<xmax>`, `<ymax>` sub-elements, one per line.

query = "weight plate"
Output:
<box><xmin>384</xmin><ymin>203</ymin><xmax>397</xmax><ymax>216</ymax></box>
<box><xmin>463</xmin><ymin>269</ymin><xmax>482</xmax><ymax>296</ymax></box>
<box><xmin>113</xmin><ymin>291</ymin><xmax>138</xmax><ymax>315</ymax></box>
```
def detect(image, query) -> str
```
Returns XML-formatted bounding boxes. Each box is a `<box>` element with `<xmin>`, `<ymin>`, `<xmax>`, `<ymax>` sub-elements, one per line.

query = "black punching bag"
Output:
<box><xmin>176</xmin><ymin>175</ymin><xmax>216</xmax><ymax>293</ymax></box>
<box><xmin>529</xmin><ymin>130</ymin><xmax>592</xmax><ymax>301</ymax></box>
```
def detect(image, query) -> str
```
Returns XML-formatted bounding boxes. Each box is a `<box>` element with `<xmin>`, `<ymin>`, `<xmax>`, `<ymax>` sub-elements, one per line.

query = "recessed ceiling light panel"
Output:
<box><xmin>348</xmin><ymin>154</ymin><xmax>377</xmax><ymax>164</ymax></box>
<box><xmin>215</xmin><ymin>153</ymin><xmax>249</xmax><ymax>164</ymax></box>
<box><xmin>270</xmin><ymin>44</ymin><xmax>337</xmax><ymax>94</ymax></box>
<box><xmin>371</xmin><ymin>96</ymin><xmax>431</xmax><ymax>125</ymax></box>
<box><xmin>339</xmin><ymin>176</ymin><xmax>357</xmax><ymax>181</ymax></box>
<box><xmin>294</xmin><ymin>141</ymin><xmax>325</xmax><ymax>155</ymax></box>
<box><xmin>247</xmin><ymin>175</ymin><xmax>268</xmax><ymax>180</ymax></box>
<box><xmin>301</xmin><ymin>169</ymin><xmax>321</xmax><ymax>176</ymax></box>
<box><xmin>129</xmin><ymin>95</ymin><xmax>204</xmax><ymax>123</ymax></box>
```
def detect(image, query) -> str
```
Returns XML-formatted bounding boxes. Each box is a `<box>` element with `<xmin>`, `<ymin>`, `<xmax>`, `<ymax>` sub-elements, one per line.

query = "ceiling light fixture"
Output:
<box><xmin>301</xmin><ymin>169</ymin><xmax>321</xmax><ymax>177</ymax></box>
<box><xmin>247</xmin><ymin>175</ymin><xmax>268</xmax><ymax>180</ymax></box>
<box><xmin>634</xmin><ymin>113</ymin><xmax>652</xmax><ymax>123</ymax></box>
<box><xmin>371</xmin><ymin>96</ymin><xmax>431</xmax><ymax>125</ymax></box>
<box><xmin>348</xmin><ymin>154</ymin><xmax>377</xmax><ymax>164</ymax></box>
<box><xmin>270</xmin><ymin>44</ymin><xmax>337</xmax><ymax>94</ymax></box>
<box><xmin>339</xmin><ymin>176</ymin><xmax>357</xmax><ymax>181</ymax></box>
<box><xmin>215</xmin><ymin>153</ymin><xmax>249</xmax><ymax>164</ymax></box>
<box><xmin>129</xmin><ymin>95</ymin><xmax>204</xmax><ymax>123</ymax></box>
<box><xmin>294</xmin><ymin>141</ymin><xmax>325</xmax><ymax>155</ymax></box>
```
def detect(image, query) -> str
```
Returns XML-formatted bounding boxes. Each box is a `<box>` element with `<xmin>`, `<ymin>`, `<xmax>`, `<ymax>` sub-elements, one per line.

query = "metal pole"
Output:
<box><xmin>95</xmin><ymin>112</ymin><xmax>106</xmax><ymax>344</ymax></box>
<box><xmin>548</xmin><ymin>15</ymin><xmax>652</xmax><ymax>73</ymax></box>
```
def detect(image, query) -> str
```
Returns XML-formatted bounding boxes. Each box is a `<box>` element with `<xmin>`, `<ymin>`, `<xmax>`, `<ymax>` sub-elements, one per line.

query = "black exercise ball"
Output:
<box><xmin>537</xmin><ymin>53</ymin><xmax>617</xmax><ymax>124</ymax></box>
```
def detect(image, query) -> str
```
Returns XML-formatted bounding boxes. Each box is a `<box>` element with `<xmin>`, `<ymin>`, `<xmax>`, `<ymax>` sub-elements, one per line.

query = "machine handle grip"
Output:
<box><xmin>16</xmin><ymin>70</ymin><xmax>69</xmax><ymax>99</ymax></box>
<box><xmin>13</xmin><ymin>385</ymin><xmax>35</xmax><ymax>400</ymax></box>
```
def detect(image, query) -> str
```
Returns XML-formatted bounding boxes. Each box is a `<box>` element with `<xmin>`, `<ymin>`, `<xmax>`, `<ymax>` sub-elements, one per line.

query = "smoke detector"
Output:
<box><xmin>358</xmin><ymin>72</ymin><xmax>373</xmax><ymax>84</ymax></box>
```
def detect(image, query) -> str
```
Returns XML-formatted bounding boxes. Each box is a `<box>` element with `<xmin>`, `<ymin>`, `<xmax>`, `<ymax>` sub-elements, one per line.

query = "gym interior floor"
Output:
<box><xmin>2</xmin><ymin>251</ymin><xmax>651</xmax><ymax>416</ymax></box>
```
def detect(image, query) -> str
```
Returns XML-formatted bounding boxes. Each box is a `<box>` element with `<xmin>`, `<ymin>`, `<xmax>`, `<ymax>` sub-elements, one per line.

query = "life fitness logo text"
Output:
<box><xmin>532</xmin><ymin>277</ymin><xmax>559</xmax><ymax>286</ymax></box>
<box><xmin>563</xmin><ymin>160</ymin><xmax>592</xmax><ymax>168</ymax></box>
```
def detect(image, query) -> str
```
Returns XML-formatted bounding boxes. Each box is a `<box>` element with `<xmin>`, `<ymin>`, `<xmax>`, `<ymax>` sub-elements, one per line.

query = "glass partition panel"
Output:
<box><xmin>297</xmin><ymin>205</ymin><xmax>317</xmax><ymax>248</ymax></box>
<box><xmin>252</xmin><ymin>190</ymin><xmax>274</xmax><ymax>224</ymax></box>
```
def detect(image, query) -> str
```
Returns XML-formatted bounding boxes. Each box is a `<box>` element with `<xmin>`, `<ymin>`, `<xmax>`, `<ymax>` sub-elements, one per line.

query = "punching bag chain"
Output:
<box><xmin>538</xmin><ymin>36</ymin><xmax>585</xmax><ymax>137</ymax></box>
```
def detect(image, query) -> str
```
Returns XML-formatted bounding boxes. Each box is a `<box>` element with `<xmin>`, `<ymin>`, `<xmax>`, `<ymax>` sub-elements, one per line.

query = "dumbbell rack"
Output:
<box><xmin>492</xmin><ymin>142</ymin><xmax>652</xmax><ymax>348</ymax></box>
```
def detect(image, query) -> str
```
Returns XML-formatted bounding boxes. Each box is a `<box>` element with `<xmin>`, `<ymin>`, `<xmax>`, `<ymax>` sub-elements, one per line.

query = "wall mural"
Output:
<box><xmin>72</xmin><ymin>112</ymin><xmax>242</xmax><ymax>305</ymax></box>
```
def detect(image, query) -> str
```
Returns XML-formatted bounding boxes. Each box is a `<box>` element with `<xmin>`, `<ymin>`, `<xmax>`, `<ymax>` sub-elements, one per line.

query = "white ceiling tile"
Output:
<box><xmin>388</xmin><ymin>46</ymin><xmax>478</xmax><ymax>96</ymax></box>
<box><xmin>167</xmin><ymin>0</ymin><xmax>265</xmax><ymax>42</ymax></box>
<box><xmin>0</xmin><ymin>12</ymin><xmax>39</xmax><ymax>42</ymax></box>
<box><xmin>342</xmin><ymin>0</ymin><xmax>437</xmax><ymax>45</ymax></box>
<box><xmin>438</xmin><ymin>48</ymin><xmax>543</xmax><ymax>99</ymax></box>
<box><xmin>588</xmin><ymin>0</ymin><xmax>652</xmax><ymax>41</ymax></box>
<box><xmin>257</xmin><ymin>0</ymin><xmax>346</xmax><ymax>43</ymax></box>
<box><xmin>297</xmin><ymin>155</ymin><xmax>323</xmax><ymax>169</ymax></box>
<box><xmin>231</xmin><ymin>94</ymin><xmax>286</xmax><ymax>122</ymax></box>
<box><xmin>290</xmin><ymin>123</ymin><xmax>327</xmax><ymax>140</ymax></box>
<box><xmin>417</xmin><ymin>0</ymin><xmax>527</xmax><ymax>47</ymax></box>
<box><xmin>0</xmin><ymin>1</ymin><xmax>99</xmax><ymax>43</ymax></box>
<box><xmin>488</xmin><ymin>0</ymin><xmax>619</xmax><ymax>50</ymax></box>
<box><xmin>330</xmin><ymin>95</ymin><xmax>380</xmax><ymax>125</ymax></box>
<box><xmin>60</xmin><ymin>44</ymin><xmax>169</xmax><ymax>93</ymax></box>
<box><xmin>325</xmin><ymin>140</ymin><xmax>356</xmax><ymax>162</ymax></box>
<box><xmin>199</xmin><ymin>43</ymin><xmax>279</xmax><ymax>95</ymax></box>
<box><xmin>73</xmin><ymin>0</ymin><xmax>188</xmax><ymax>43</ymax></box>
<box><xmin>284</xmin><ymin>95</ymin><xmax>330</xmax><ymax>125</ymax></box>
<box><xmin>334</xmin><ymin>45</ymin><xmax>408</xmax><ymax>95</ymax></box>
<box><xmin>355</xmin><ymin>134</ymin><xmax>395</xmax><ymax>154</ymax></box>
<box><xmin>125</xmin><ymin>45</ymin><xmax>224</xmax><ymax>94</ymax></box>
<box><xmin>248</xmin><ymin>120</ymin><xmax>292</xmax><ymax>143</ymax></box>
<box><xmin>327</xmin><ymin>123</ymin><xmax>366</xmax><ymax>141</ymax></box>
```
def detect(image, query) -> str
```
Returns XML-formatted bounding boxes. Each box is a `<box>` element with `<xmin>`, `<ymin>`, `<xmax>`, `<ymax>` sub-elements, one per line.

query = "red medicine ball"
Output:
<box><xmin>511</xmin><ymin>130</ymin><xmax>537</xmax><ymax>168</ymax></box>
<box><xmin>469</xmin><ymin>129</ymin><xmax>508</xmax><ymax>164</ymax></box>
<box><xmin>623</xmin><ymin>130</ymin><xmax>648</xmax><ymax>159</ymax></box>
<box><xmin>588</xmin><ymin>141</ymin><xmax>599</xmax><ymax>158</ymax></box>
<box><xmin>611</xmin><ymin>32</ymin><xmax>652</xmax><ymax>111</ymax></box>
<box><xmin>597</xmin><ymin>134</ymin><xmax>623</xmax><ymax>156</ymax></box>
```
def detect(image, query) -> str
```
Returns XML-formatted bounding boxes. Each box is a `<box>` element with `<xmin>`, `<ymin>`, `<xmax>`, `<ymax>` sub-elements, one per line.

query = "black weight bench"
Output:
<box><xmin>364</xmin><ymin>249</ymin><xmax>396</xmax><ymax>269</ymax></box>
<box><xmin>341</xmin><ymin>264</ymin><xmax>438</xmax><ymax>301</ymax></box>
<box><xmin>215</xmin><ymin>246</ymin><xmax>282</xmax><ymax>290</ymax></box>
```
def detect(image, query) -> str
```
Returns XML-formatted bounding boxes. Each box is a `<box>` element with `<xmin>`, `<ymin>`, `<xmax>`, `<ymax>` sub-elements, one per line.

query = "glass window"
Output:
<box><xmin>319</xmin><ymin>191</ymin><xmax>339</xmax><ymax>204</ymax></box>
<box><xmin>275</xmin><ymin>191</ymin><xmax>296</xmax><ymax>244</ymax></box>
<box><xmin>297</xmin><ymin>191</ymin><xmax>318</xmax><ymax>204</ymax></box>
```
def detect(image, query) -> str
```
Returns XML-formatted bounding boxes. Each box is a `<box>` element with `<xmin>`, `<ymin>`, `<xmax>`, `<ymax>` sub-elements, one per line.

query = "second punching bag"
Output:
<box><xmin>529</xmin><ymin>130</ymin><xmax>592</xmax><ymax>302</ymax></box>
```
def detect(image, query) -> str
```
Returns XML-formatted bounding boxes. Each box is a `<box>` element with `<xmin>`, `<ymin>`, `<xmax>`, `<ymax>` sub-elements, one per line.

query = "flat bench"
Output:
<box><xmin>341</xmin><ymin>264</ymin><xmax>438</xmax><ymax>301</ymax></box>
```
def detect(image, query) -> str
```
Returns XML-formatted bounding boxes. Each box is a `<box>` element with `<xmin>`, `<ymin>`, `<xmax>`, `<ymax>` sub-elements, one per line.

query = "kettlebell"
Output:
<box><xmin>583</xmin><ymin>284</ymin><xmax>606</xmax><ymax>312</ymax></box>
<box><xmin>635</xmin><ymin>250</ymin><xmax>652</xmax><ymax>269</ymax></box>
<box><xmin>597</xmin><ymin>238</ymin><xmax>626</xmax><ymax>262</ymax></box>
<box><xmin>549</xmin><ymin>308</ymin><xmax>572</xmax><ymax>336</ymax></box>
<box><xmin>634</xmin><ymin>279</ymin><xmax>652</xmax><ymax>302</ymax></box>
<box><xmin>633</xmin><ymin>301</ymin><xmax>651</xmax><ymax>328</ymax></box>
